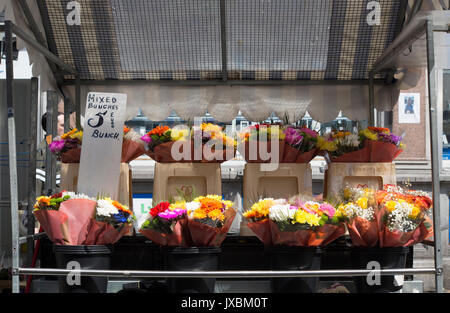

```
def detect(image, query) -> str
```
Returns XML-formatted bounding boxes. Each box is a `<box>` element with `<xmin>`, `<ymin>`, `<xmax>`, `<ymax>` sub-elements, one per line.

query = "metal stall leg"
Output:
<box><xmin>5</xmin><ymin>21</ymin><xmax>20</xmax><ymax>294</ymax></box>
<box><xmin>368</xmin><ymin>71</ymin><xmax>375</xmax><ymax>127</ymax></box>
<box><xmin>426</xmin><ymin>20</ymin><xmax>444</xmax><ymax>293</ymax></box>
<box><xmin>26</xmin><ymin>78</ymin><xmax>38</xmax><ymax>269</ymax></box>
<box><xmin>75</xmin><ymin>76</ymin><xmax>81</xmax><ymax>130</ymax></box>
<box><xmin>44</xmin><ymin>91</ymin><xmax>58</xmax><ymax>195</ymax></box>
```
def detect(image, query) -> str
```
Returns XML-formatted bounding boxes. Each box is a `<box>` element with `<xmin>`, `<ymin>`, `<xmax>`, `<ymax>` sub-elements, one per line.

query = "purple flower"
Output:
<box><xmin>300</xmin><ymin>128</ymin><xmax>318</xmax><ymax>138</ymax></box>
<box><xmin>141</xmin><ymin>134</ymin><xmax>152</xmax><ymax>144</ymax></box>
<box><xmin>284</xmin><ymin>128</ymin><xmax>303</xmax><ymax>146</ymax></box>
<box><xmin>390</xmin><ymin>134</ymin><xmax>402</xmax><ymax>145</ymax></box>
<box><xmin>49</xmin><ymin>140</ymin><xmax>65</xmax><ymax>153</ymax></box>
<box><xmin>158</xmin><ymin>210</ymin><xmax>178</xmax><ymax>220</ymax></box>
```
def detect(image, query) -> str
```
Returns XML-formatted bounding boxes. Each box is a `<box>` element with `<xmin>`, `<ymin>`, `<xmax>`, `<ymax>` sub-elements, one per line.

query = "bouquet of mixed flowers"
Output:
<box><xmin>142</xmin><ymin>124</ymin><xmax>236</xmax><ymax>163</ymax></box>
<box><xmin>335</xmin><ymin>186</ymin><xmax>381</xmax><ymax>247</ymax></box>
<box><xmin>139</xmin><ymin>195</ymin><xmax>236</xmax><ymax>246</ymax></box>
<box><xmin>244</xmin><ymin>195</ymin><xmax>345</xmax><ymax>246</ymax></box>
<box><xmin>139</xmin><ymin>201</ymin><xmax>189</xmax><ymax>246</ymax></box>
<box><xmin>48</xmin><ymin>128</ymin><xmax>83</xmax><ymax>163</ymax></box>
<box><xmin>318</xmin><ymin>127</ymin><xmax>403</xmax><ymax>163</ymax></box>
<box><xmin>376</xmin><ymin>185</ymin><xmax>433</xmax><ymax>247</ymax></box>
<box><xmin>239</xmin><ymin>124</ymin><xmax>318</xmax><ymax>163</ymax></box>
<box><xmin>49</xmin><ymin>126</ymin><xmax>145</xmax><ymax>163</ymax></box>
<box><xmin>33</xmin><ymin>191</ymin><xmax>134</xmax><ymax>245</ymax></box>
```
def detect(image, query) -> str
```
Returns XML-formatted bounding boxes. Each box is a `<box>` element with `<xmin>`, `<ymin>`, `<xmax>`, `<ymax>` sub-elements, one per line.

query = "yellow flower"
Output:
<box><xmin>317</xmin><ymin>136</ymin><xmax>338</xmax><ymax>152</ymax></box>
<box><xmin>61</xmin><ymin>128</ymin><xmax>77</xmax><ymax>139</ymax></box>
<box><xmin>170</xmin><ymin>201</ymin><xmax>186</xmax><ymax>210</ymax></box>
<box><xmin>70</xmin><ymin>130</ymin><xmax>83</xmax><ymax>142</ymax></box>
<box><xmin>356</xmin><ymin>197</ymin><xmax>368</xmax><ymax>210</ymax></box>
<box><xmin>360</xmin><ymin>128</ymin><xmax>378</xmax><ymax>141</ymax></box>
<box><xmin>244</xmin><ymin>199</ymin><xmax>275</xmax><ymax>219</ymax></box>
<box><xmin>408</xmin><ymin>206</ymin><xmax>420</xmax><ymax>219</ymax></box>
<box><xmin>385</xmin><ymin>201</ymin><xmax>397</xmax><ymax>212</ymax></box>
<box><xmin>171</xmin><ymin>128</ymin><xmax>190</xmax><ymax>141</ymax></box>
<box><xmin>294</xmin><ymin>210</ymin><xmax>320</xmax><ymax>226</ymax></box>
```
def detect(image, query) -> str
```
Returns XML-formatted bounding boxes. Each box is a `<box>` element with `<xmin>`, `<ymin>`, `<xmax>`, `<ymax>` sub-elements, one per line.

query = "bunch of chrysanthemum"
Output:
<box><xmin>140</xmin><ymin>201</ymin><xmax>187</xmax><ymax>234</ymax></box>
<box><xmin>48</xmin><ymin>128</ymin><xmax>83</xmax><ymax>159</ymax></box>
<box><xmin>317</xmin><ymin>130</ymin><xmax>362</xmax><ymax>157</ymax></box>
<box><xmin>243</xmin><ymin>198</ymin><xmax>278</xmax><ymax>222</ymax></box>
<box><xmin>186</xmin><ymin>195</ymin><xmax>234</xmax><ymax>228</ymax></box>
<box><xmin>141</xmin><ymin>125</ymin><xmax>172</xmax><ymax>152</ymax></box>
<box><xmin>33</xmin><ymin>190</ymin><xmax>92</xmax><ymax>211</ymax></box>
<box><xmin>336</xmin><ymin>186</ymin><xmax>378</xmax><ymax>221</ymax></box>
<box><xmin>191</xmin><ymin>123</ymin><xmax>237</xmax><ymax>148</ymax></box>
<box><xmin>95</xmin><ymin>197</ymin><xmax>134</xmax><ymax>228</ymax></box>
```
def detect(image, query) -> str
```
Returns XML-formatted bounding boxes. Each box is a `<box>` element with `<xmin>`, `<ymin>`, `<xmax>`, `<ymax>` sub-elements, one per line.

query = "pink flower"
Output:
<box><xmin>141</xmin><ymin>134</ymin><xmax>152</xmax><ymax>144</ymax></box>
<box><xmin>319</xmin><ymin>203</ymin><xmax>336</xmax><ymax>218</ymax></box>
<box><xmin>49</xmin><ymin>140</ymin><xmax>65</xmax><ymax>153</ymax></box>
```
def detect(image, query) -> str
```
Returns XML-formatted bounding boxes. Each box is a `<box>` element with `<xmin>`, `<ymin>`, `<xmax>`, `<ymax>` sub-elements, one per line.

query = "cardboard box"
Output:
<box><xmin>60</xmin><ymin>163</ymin><xmax>133</xmax><ymax>209</ymax></box>
<box><xmin>243</xmin><ymin>163</ymin><xmax>312</xmax><ymax>211</ymax></box>
<box><xmin>152</xmin><ymin>163</ymin><xmax>222</xmax><ymax>204</ymax></box>
<box><xmin>324</xmin><ymin>162</ymin><xmax>397</xmax><ymax>199</ymax></box>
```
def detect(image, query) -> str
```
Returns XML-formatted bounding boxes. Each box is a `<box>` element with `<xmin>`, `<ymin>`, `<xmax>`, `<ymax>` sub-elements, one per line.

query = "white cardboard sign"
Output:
<box><xmin>77</xmin><ymin>92</ymin><xmax>127</xmax><ymax>199</ymax></box>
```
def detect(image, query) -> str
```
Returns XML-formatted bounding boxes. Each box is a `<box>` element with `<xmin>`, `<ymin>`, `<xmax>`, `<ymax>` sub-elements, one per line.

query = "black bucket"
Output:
<box><xmin>350</xmin><ymin>247</ymin><xmax>409</xmax><ymax>293</ymax></box>
<box><xmin>54</xmin><ymin>245</ymin><xmax>112</xmax><ymax>293</ymax></box>
<box><xmin>269</xmin><ymin>246</ymin><xmax>322</xmax><ymax>293</ymax></box>
<box><xmin>164</xmin><ymin>247</ymin><xmax>221</xmax><ymax>293</ymax></box>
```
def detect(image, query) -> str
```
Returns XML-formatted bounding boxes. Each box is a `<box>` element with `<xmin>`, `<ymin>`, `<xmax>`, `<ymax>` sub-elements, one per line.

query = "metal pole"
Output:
<box><xmin>75</xmin><ymin>76</ymin><xmax>81</xmax><ymax>129</ymax></box>
<box><xmin>426</xmin><ymin>20</ymin><xmax>444</xmax><ymax>293</ymax></box>
<box><xmin>26</xmin><ymin>78</ymin><xmax>38</xmax><ymax>269</ymax></box>
<box><xmin>5</xmin><ymin>21</ymin><xmax>20</xmax><ymax>294</ymax></box>
<box><xmin>368</xmin><ymin>71</ymin><xmax>375</xmax><ymax>126</ymax></box>
<box><xmin>219</xmin><ymin>0</ymin><xmax>227</xmax><ymax>81</ymax></box>
<box><xmin>64</xmin><ymin>97</ymin><xmax>71</xmax><ymax>133</ymax></box>
<box><xmin>44</xmin><ymin>91</ymin><xmax>58</xmax><ymax>195</ymax></box>
<box><xmin>10</xmin><ymin>23</ymin><xmax>77</xmax><ymax>75</ymax></box>
<box><xmin>15</xmin><ymin>267</ymin><xmax>436</xmax><ymax>278</ymax></box>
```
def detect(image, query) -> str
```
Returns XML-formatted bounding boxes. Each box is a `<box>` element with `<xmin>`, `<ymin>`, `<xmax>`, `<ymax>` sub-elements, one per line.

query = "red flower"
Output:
<box><xmin>51</xmin><ymin>191</ymin><xmax>63</xmax><ymax>199</ymax></box>
<box><xmin>150</xmin><ymin>201</ymin><xmax>170</xmax><ymax>217</ymax></box>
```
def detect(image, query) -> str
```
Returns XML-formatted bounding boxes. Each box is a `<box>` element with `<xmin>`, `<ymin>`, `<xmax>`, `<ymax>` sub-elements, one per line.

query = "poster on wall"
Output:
<box><xmin>398</xmin><ymin>93</ymin><xmax>420</xmax><ymax>124</ymax></box>
<box><xmin>77</xmin><ymin>92</ymin><xmax>127</xmax><ymax>199</ymax></box>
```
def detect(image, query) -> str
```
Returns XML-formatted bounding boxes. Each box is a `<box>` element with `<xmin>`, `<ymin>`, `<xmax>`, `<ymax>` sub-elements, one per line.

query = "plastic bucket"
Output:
<box><xmin>164</xmin><ymin>247</ymin><xmax>221</xmax><ymax>293</ymax></box>
<box><xmin>269</xmin><ymin>246</ymin><xmax>322</xmax><ymax>293</ymax></box>
<box><xmin>54</xmin><ymin>245</ymin><xmax>112</xmax><ymax>293</ymax></box>
<box><xmin>350</xmin><ymin>247</ymin><xmax>409</xmax><ymax>293</ymax></box>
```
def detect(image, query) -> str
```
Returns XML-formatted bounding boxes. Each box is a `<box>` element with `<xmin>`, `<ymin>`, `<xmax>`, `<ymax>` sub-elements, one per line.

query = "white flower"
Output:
<box><xmin>388</xmin><ymin>201</ymin><xmax>417</xmax><ymax>232</ymax></box>
<box><xmin>341</xmin><ymin>134</ymin><xmax>360</xmax><ymax>147</ymax></box>
<box><xmin>269</xmin><ymin>204</ymin><xmax>295</xmax><ymax>222</ymax></box>
<box><xmin>186</xmin><ymin>201</ymin><xmax>201</xmax><ymax>218</ymax></box>
<box><xmin>342</xmin><ymin>203</ymin><xmax>375</xmax><ymax>221</ymax></box>
<box><xmin>61</xmin><ymin>191</ymin><xmax>93</xmax><ymax>200</ymax></box>
<box><xmin>96</xmin><ymin>199</ymin><xmax>119</xmax><ymax>217</ymax></box>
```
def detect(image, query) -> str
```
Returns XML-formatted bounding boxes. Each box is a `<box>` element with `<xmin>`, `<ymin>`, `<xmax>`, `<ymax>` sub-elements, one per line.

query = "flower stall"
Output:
<box><xmin>1</xmin><ymin>0</ymin><xmax>448</xmax><ymax>294</ymax></box>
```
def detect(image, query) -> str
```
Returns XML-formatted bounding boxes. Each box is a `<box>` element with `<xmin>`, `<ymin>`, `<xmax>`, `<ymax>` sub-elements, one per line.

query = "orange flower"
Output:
<box><xmin>148</xmin><ymin>125</ymin><xmax>170</xmax><ymax>137</ymax></box>
<box><xmin>368</xmin><ymin>127</ymin><xmax>390</xmax><ymax>134</ymax></box>
<box><xmin>112</xmin><ymin>200</ymin><xmax>133</xmax><ymax>216</ymax></box>
<box><xmin>199</xmin><ymin>197</ymin><xmax>223</xmax><ymax>213</ymax></box>
<box><xmin>207</xmin><ymin>209</ymin><xmax>225</xmax><ymax>221</ymax></box>
<box><xmin>193</xmin><ymin>210</ymin><xmax>207</xmax><ymax>220</ymax></box>
<box><xmin>123</xmin><ymin>126</ymin><xmax>130</xmax><ymax>134</ymax></box>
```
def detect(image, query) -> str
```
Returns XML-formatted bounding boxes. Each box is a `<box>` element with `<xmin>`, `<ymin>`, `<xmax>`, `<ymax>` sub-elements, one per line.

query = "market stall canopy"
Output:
<box><xmin>1</xmin><ymin>0</ymin><xmax>449</xmax><ymax>122</ymax></box>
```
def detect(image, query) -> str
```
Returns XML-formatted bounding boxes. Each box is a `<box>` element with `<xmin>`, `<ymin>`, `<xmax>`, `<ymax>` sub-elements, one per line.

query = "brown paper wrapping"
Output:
<box><xmin>347</xmin><ymin>217</ymin><xmax>380</xmax><ymax>247</ymax></box>
<box><xmin>146</xmin><ymin>141</ymin><xmax>235</xmax><ymax>163</ymax></box>
<box><xmin>330</xmin><ymin>147</ymin><xmax>371</xmax><ymax>163</ymax></box>
<box><xmin>61</xmin><ymin>147</ymin><xmax>81</xmax><ymax>163</ymax></box>
<box><xmin>139</xmin><ymin>219</ymin><xmax>191</xmax><ymax>246</ymax></box>
<box><xmin>379</xmin><ymin>222</ymin><xmax>432</xmax><ymax>247</ymax></box>
<box><xmin>187</xmin><ymin>208</ymin><xmax>237</xmax><ymax>247</ymax></box>
<box><xmin>247</xmin><ymin>219</ymin><xmax>273</xmax><ymax>245</ymax></box>
<box><xmin>242</xmin><ymin>140</ymin><xmax>317</xmax><ymax>163</ymax></box>
<box><xmin>268</xmin><ymin>220</ymin><xmax>345</xmax><ymax>247</ymax></box>
<box><xmin>121</xmin><ymin>140</ymin><xmax>146</xmax><ymax>163</ymax></box>
<box><xmin>368</xmin><ymin>141</ymin><xmax>403</xmax><ymax>162</ymax></box>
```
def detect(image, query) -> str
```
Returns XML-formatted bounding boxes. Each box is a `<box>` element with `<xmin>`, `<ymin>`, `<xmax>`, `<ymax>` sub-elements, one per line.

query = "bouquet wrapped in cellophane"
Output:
<box><xmin>33</xmin><ymin>191</ymin><xmax>134</xmax><ymax>245</ymax></box>
<box><xmin>244</xmin><ymin>195</ymin><xmax>345</xmax><ymax>246</ymax></box>
<box><xmin>48</xmin><ymin>126</ymin><xmax>145</xmax><ymax>163</ymax></box>
<box><xmin>376</xmin><ymin>184</ymin><xmax>433</xmax><ymax>247</ymax></box>
<box><xmin>317</xmin><ymin>127</ymin><xmax>403</xmax><ymax>163</ymax></box>
<box><xmin>139</xmin><ymin>195</ymin><xmax>236</xmax><ymax>247</ymax></box>
<box><xmin>335</xmin><ymin>186</ymin><xmax>381</xmax><ymax>247</ymax></box>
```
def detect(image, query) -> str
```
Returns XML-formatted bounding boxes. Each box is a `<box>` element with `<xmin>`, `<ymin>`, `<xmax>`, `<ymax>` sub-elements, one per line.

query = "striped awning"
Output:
<box><xmin>38</xmin><ymin>0</ymin><xmax>406</xmax><ymax>81</ymax></box>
